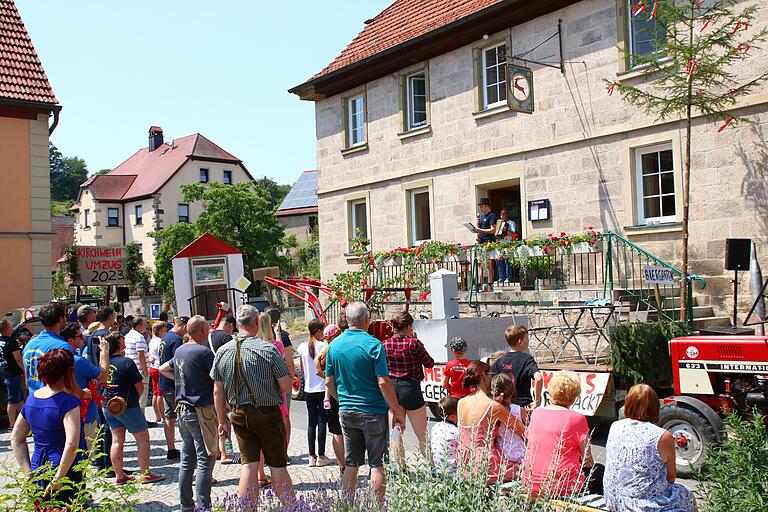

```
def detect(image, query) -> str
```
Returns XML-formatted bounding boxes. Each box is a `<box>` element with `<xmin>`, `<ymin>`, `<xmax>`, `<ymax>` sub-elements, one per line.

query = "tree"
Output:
<box><xmin>95</xmin><ymin>168</ymin><xmax>111</xmax><ymax>175</ymax></box>
<box><xmin>182</xmin><ymin>182</ymin><xmax>290</xmax><ymax>280</ymax></box>
<box><xmin>148</xmin><ymin>222</ymin><xmax>197</xmax><ymax>301</ymax></box>
<box><xmin>253</xmin><ymin>176</ymin><xmax>292</xmax><ymax>209</ymax></box>
<box><xmin>606</xmin><ymin>0</ymin><xmax>768</xmax><ymax>321</ymax></box>
<box><xmin>49</xmin><ymin>143</ymin><xmax>89</xmax><ymax>201</ymax></box>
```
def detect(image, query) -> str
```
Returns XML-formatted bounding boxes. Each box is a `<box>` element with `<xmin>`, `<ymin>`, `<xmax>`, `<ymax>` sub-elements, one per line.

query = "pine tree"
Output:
<box><xmin>606</xmin><ymin>0</ymin><xmax>768</xmax><ymax>321</ymax></box>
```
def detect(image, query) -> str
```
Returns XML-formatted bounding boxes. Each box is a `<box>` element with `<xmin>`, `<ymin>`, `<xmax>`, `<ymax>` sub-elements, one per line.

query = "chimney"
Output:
<box><xmin>148</xmin><ymin>126</ymin><xmax>164</xmax><ymax>152</ymax></box>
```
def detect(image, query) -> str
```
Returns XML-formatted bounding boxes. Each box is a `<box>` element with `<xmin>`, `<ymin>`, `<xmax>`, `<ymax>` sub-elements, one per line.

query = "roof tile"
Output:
<box><xmin>309</xmin><ymin>0</ymin><xmax>502</xmax><ymax>82</ymax></box>
<box><xmin>0</xmin><ymin>0</ymin><xmax>57</xmax><ymax>104</ymax></box>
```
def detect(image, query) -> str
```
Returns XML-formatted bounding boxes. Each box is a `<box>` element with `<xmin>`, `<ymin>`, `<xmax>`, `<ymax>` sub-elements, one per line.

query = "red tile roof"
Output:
<box><xmin>173</xmin><ymin>232</ymin><xmax>242</xmax><ymax>259</ymax></box>
<box><xmin>51</xmin><ymin>215</ymin><xmax>73</xmax><ymax>271</ymax></box>
<box><xmin>0</xmin><ymin>0</ymin><xmax>57</xmax><ymax>104</ymax></box>
<box><xmin>309</xmin><ymin>0</ymin><xmax>503</xmax><ymax>81</ymax></box>
<box><xmin>87</xmin><ymin>133</ymin><xmax>242</xmax><ymax>200</ymax></box>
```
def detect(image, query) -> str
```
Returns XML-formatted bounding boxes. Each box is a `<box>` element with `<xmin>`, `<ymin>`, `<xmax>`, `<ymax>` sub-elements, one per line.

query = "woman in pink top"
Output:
<box><xmin>521</xmin><ymin>370</ymin><xmax>603</xmax><ymax>497</ymax></box>
<box><xmin>457</xmin><ymin>360</ymin><xmax>525</xmax><ymax>484</ymax></box>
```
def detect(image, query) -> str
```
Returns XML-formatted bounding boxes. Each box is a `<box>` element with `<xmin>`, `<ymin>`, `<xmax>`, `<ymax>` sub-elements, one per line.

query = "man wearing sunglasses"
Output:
<box><xmin>61</xmin><ymin>322</ymin><xmax>110</xmax><ymax>454</ymax></box>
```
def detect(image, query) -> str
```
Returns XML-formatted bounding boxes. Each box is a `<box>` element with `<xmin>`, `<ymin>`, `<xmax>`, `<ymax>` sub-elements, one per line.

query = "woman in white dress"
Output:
<box><xmin>604</xmin><ymin>384</ymin><xmax>696</xmax><ymax>512</ymax></box>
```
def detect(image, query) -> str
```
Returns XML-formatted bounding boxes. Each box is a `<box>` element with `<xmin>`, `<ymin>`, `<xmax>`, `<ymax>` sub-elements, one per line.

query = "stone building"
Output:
<box><xmin>73</xmin><ymin>127</ymin><xmax>253</xmax><ymax>269</ymax></box>
<box><xmin>0</xmin><ymin>0</ymin><xmax>60</xmax><ymax>314</ymax></box>
<box><xmin>277</xmin><ymin>169</ymin><xmax>318</xmax><ymax>243</ymax></box>
<box><xmin>291</xmin><ymin>0</ymin><xmax>768</xmax><ymax>316</ymax></box>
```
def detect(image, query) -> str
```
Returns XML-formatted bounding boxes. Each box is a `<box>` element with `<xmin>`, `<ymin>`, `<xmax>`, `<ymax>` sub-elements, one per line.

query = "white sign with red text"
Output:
<box><xmin>421</xmin><ymin>365</ymin><xmax>449</xmax><ymax>403</ymax></box>
<box><xmin>541</xmin><ymin>370</ymin><xmax>611</xmax><ymax>416</ymax></box>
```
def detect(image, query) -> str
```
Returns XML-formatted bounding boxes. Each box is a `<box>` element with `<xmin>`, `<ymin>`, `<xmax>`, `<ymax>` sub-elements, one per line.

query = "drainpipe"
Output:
<box><xmin>122</xmin><ymin>203</ymin><xmax>127</xmax><ymax>246</ymax></box>
<box><xmin>48</xmin><ymin>105</ymin><xmax>62</xmax><ymax>135</ymax></box>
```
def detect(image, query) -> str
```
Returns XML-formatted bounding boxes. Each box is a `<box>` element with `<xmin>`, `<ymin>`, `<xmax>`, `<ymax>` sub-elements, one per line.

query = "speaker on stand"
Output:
<box><xmin>725</xmin><ymin>238</ymin><xmax>752</xmax><ymax>328</ymax></box>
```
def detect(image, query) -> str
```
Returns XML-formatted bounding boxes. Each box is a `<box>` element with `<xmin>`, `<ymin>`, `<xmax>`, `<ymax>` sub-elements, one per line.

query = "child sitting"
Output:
<box><xmin>442</xmin><ymin>337</ymin><xmax>471</xmax><ymax>398</ymax></box>
<box><xmin>430</xmin><ymin>396</ymin><xmax>459</xmax><ymax>473</ymax></box>
<box><xmin>490</xmin><ymin>325</ymin><xmax>543</xmax><ymax>408</ymax></box>
<box><xmin>491</xmin><ymin>373</ymin><xmax>527</xmax><ymax>469</ymax></box>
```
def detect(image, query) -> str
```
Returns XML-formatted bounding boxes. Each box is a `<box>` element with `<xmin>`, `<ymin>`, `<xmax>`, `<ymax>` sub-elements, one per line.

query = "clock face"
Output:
<box><xmin>511</xmin><ymin>74</ymin><xmax>531</xmax><ymax>101</ymax></box>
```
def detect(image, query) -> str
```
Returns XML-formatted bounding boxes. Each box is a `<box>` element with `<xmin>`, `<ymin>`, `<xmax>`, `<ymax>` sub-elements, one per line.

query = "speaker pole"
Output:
<box><xmin>733</xmin><ymin>269</ymin><xmax>739</xmax><ymax>328</ymax></box>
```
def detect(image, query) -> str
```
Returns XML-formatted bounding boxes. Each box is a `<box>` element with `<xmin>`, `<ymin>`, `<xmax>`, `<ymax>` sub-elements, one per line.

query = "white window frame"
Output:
<box><xmin>482</xmin><ymin>42</ymin><xmax>507</xmax><ymax>109</ymax></box>
<box><xmin>83</xmin><ymin>209</ymin><xmax>90</xmax><ymax>228</ymax></box>
<box><xmin>191</xmin><ymin>257</ymin><xmax>227</xmax><ymax>286</ymax></box>
<box><xmin>406</xmin><ymin>73</ymin><xmax>427</xmax><ymax>130</ymax></box>
<box><xmin>107</xmin><ymin>207</ymin><xmax>120</xmax><ymax>227</ymax></box>
<box><xmin>635</xmin><ymin>144</ymin><xmax>677</xmax><ymax>225</ymax></box>
<box><xmin>347</xmin><ymin>95</ymin><xmax>366</xmax><ymax>148</ymax></box>
<box><xmin>199</xmin><ymin>168</ymin><xmax>209</xmax><ymax>183</ymax></box>
<box><xmin>626</xmin><ymin>0</ymin><xmax>665</xmax><ymax>68</ymax></box>
<box><xmin>135</xmin><ymin>205</ymin><xmax>143</xmax><ymax>225</ymax></box>
<box><xmin>178</xmin><ymin>203</ymin><xmax>190</xmax><ymax>223</ymax></box>
<box><xmin>408</xmin><ymin>187</ymin><xmax>432</xmax><ymax>246</ymax></box>
<box><xmin>350</xmin><ymin>198</ymin><xmax>368</xmax><ymax>239</ymax></box>
<box><xmin>223</xmin><ymin>170</ymin><xmax>232</xmax><ymax>185</ymax></box>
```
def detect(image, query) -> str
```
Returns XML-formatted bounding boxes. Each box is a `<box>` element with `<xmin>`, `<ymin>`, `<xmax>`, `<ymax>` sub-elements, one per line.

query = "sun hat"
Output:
<box><xmin>323</xmin><ymin>324</ymin><xmax>341</xmax><ymax>339</ymax></box>
<box><xmin>447</xmin><ymin>336</ymin><xmax>468</xmax><ymax>352</ymax></box>
<box><xmin>86</xmin><ymin>321</ymin><xmax>100</xmax><ymax>334</ymax></box>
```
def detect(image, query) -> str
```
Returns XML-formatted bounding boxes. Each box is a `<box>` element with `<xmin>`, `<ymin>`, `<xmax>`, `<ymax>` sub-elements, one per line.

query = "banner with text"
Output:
<box><xmin>76</xmin><ymin>246</ymin><xmax>131</xmax><ymax>286</ymax></box>
<box><xmin>541</xmin><ymin>370</ymin><xmax>611</xmax><ymax>416</ymax></box>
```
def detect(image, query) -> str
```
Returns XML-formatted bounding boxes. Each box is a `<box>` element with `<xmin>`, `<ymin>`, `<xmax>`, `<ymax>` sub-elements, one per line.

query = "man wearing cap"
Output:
<box><xmin>472</xmin><ymin>198</ymin><xmax>497</xmax><ymax>289</ymax></box>
<box><xmin>159</xmin><ymin>315</ymin><xmax>189</xmax><ymax>460</ymax></box>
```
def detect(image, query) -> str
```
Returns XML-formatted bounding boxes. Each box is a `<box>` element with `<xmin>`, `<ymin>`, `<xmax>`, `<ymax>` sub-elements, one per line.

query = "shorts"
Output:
<box><xmin>163</xmin><ymin>390</ymin><xmax>177</xmax><ymax>420</ymax></box>
<box><xmin>149</xmin><ymin>367</ymin><xmax>161</xmax><ymax>396</ymax></box>
<box><xmin>103</xmin><ymin>406</ymin><xmax>148</xmax><ymax>434</ymax></box>
<box><xmin>339</xmin><ymin>409</ymin><xmax>389</xmax><ymax>468</ymax></box>
<box><xmin>230</xmin><ymin>404</ymin><xmax>287</xmax><ymax>467</ymax></box>
<box><xmin>3</xmin><ymin>374</ymin><xmax>25</xmax><ymax>405</ymax></box>
<box><xmin>392</xmin><ymin>377</ymin><xmax>425</xmax><ymax>411</ymax></box>
<box><xmin>327</xmin><ymin>396</ymin><xmax>342</xmax><ymax>436</ymax></box>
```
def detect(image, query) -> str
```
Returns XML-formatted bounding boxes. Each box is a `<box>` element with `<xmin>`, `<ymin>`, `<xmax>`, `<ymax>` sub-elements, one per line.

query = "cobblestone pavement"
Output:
<box><xmin>0</xmin><ymin>406</ymin><xmax>359</xmax><ymax>511</ymax></box>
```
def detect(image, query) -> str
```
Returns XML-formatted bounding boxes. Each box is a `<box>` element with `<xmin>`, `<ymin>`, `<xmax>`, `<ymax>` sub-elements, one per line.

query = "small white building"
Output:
<box><xmin>171</xmin><ymin>233</ymin><xmax>245</xmax><ymax>319</ymax></box>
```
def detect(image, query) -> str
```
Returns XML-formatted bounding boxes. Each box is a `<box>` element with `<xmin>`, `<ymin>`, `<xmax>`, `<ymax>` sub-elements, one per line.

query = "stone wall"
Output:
<box><xmin>313</xmin><ymin>0</ymin><xmax>768</xmax><ymax>317</ymax></box>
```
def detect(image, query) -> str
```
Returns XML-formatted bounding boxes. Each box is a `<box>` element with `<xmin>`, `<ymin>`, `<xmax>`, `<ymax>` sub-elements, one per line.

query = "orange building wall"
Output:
<box><xmin>0</xmin><ymin>116</ymin><xmax>31</xmax><ymax>232</ymax></box>
<box><xmin>0</xmin><ymin>116</ymin><xmax>34</xmax><ymax>313</ymax></box>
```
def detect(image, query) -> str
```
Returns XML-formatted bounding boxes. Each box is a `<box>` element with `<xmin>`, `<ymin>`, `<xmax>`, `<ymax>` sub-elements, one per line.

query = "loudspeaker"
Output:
<box><xmin>725</xmin><ymin>238</ymin><xmax>751</xmax><ymax>271</ymax></box>
<box><xmin>116</xmin><ymin>286</ymin><xmax>130</xmax><ymax>302</ymax></box>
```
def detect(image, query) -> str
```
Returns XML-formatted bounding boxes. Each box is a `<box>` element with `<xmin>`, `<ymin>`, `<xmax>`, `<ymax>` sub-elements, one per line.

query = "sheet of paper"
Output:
<box><xmin>463</xmin><ymin>222</ymin><xmax>476</xmax><ymax>232</ymax></box>
<box><xmin>529</xmin><ymin>204</ymin><xmax>539</xmax><ymax>220</ymax></box>
<box><xmin>538</xmin><ymin>207</ymin><xmax>548</xmax><ymax>220</ymax></box>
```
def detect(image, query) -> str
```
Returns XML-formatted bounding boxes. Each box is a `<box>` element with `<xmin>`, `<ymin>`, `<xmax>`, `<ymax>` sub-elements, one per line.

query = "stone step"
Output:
<box><xmin>692</xmin><ymin>315</ymin><xmax>733</xmax><ymax>330</ymax></box>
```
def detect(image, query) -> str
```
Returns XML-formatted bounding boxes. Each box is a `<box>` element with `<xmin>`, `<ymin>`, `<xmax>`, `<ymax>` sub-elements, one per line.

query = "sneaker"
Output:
<box><xmin>309</xmin><ymin>456</ymin><xmax>317</xmax><ymax>467</ymax></box>
<box><xmin>166</xmin><ymin>449</ymin><xmax>180</xmax><ymax>461</ymax></box>
<box><xmin>317</xmin><ymin>455</ymin><xmax>332</xmax><ymax>467</ymax></box>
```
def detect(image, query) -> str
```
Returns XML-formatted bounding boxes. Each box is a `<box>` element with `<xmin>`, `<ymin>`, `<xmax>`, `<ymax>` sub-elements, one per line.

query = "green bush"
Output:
<box><xmin>609</xmin><ymin>320</ymin><xmax>691</xmax><ymax>387</ymax></box>
<box><xmin>696</xmin><ymin>411</ymin><xmax>768</xmax><ymax>512</ymax></box>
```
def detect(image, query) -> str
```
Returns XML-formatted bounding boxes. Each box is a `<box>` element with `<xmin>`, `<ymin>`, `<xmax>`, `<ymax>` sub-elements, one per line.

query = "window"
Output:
<box><xmin>191</xmin><ymin>258</ymin><xmax>227</xmax><ymax>285</ymax></box>
<box><xmin>83</xmin><ymin>209</ymin><xmax>90</xmax><ymax>228</ymax></box>
<box><xmin>636</xmin><ymin>145</ymin><xmax>676</xmax><ymax>224</ymax></box>
<box><xmin>107</xmin><ymin>207</ymin><xmax>119</xmax><ymax>227</ymax></box>
<box><xmin>407</xmin><ymin>73</ymin><xmax>427</xmax><ymax>130</ymax></box>
<box><xmin>482</xmin><ymin>43</ymin><xmax>507</xmax><ymax>109</ymax></box>
<box><xmin>223</xmin><ymin>170</ymin><xmax>232</xmax><ymax>185</ymax></box>
<box><xmin>137</xmin><ymin>246</ymin><xmax>144</xmax><ymax>264</ymax></box>
<box><xmin>135</xmin><ymin>205</ymin><xmax>143</xmax><ymax>225</ymax></box>
<box><xmin>199</xmin><ymin>168</ymin><xmax>209</xmax><ymax>183</ymax></box>
<box><xmin>178</xmin><ymin>203</ymin><xmax>190</xmax><ymax>223</ymax></box>
<box><xmin>350</xmin><ymin>199</ymin><xmax>368</xmax><ymax>240</ymax></box>
<box><xmin>308</xmin><ymin>215</ymin><xmax>318</xmax><ymax>234</ymax></box>
<box><xmin>627</xmin><ymin>0</ymin><xmax>666</xmax><ymax>67</ymax></box>
<box><xmin>347</xmin><ymin>95</ymin><xmax>366</xmax><ymax>148</ymax></box>
<box><xmin>408</xmin><ymin>187</ymin><xmax>432</xmax><ymax>245</ymax></box>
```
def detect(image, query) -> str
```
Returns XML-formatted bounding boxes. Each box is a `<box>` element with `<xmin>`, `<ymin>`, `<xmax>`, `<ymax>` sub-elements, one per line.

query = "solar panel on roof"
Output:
<box><xmin>278</xmin><ymin>171</ymin><xmax>318</xmax><ymax>211</ymax></box>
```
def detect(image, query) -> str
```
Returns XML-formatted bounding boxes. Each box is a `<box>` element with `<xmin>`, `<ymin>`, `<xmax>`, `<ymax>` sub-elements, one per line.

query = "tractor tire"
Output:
<box><xmin>291</xmin><ymin>366</ymin><xmax>306</xmax><ymax>401</ymax></box>
<box><xmin>658</xmin><ymin>404</ymin><xmax>718</xmax><ymax>478</ymax></box>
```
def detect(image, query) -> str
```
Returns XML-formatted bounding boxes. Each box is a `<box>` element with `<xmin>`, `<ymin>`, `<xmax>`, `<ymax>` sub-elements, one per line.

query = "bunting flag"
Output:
<box><xmin>699</xmin><ymin>18</ymin><xmax>711</xmax><ymax>33</ymax></box>
<box><xmin>607</xmin><ymin>82</ymin><xmax>618</xmax><ymax>96</ymax></box>
<box><xmin>686</xmin><ymin>58</ymin><xmax>697</xmax><ymax>80</ymax></box>
<box><xmin>632</xmin><ymin>1</ymin><xmax>646</xmax><ymax>16</ymax></box>
<box><xmin>695</xmin><ymin>0</ymin><xmax>703</xmax><ymax>7</ymax></box>
<box><xmin>649</xmin><ymin>1</ymin><xmax>659</xmax><ymax>20</ymax></box>
<box><xmin>732</xmin><ymin>42</ymin><xmax>751</xmax><ymax>55</ymax></box>
<box><xmin>718</xmin><ymin>118</ymin><xmax>735</xmax><ymax>132</ymax></box>
<box><xmin>732</xmin><ymin>21</ymin><xmax>750</xmax><ymax>34</ymax></box>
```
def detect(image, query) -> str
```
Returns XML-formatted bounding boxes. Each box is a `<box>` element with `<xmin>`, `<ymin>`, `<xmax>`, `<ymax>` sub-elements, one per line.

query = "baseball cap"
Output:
<box><xmin>447</xmin><ymin>336</ymin><xmax>467</xmax><ymax>352</ymax></box>
<box><xmin>323</xmin><ymin>324</ymin><xmax>341</xmax><ymax>339</ymax></box>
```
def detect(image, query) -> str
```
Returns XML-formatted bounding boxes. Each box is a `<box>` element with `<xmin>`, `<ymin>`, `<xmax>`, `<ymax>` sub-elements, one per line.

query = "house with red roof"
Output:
<box><xmin>73</xmin><ymin>126</ymin><xmax>253</xmax><ymax>269</ymax></box>
<box><xmin>291</xmin><ymin>0</ymin><xmax>768</xmax><ymax>316</ymax></box>
<box><xmin>0</xmin><ymin>0</ymin><xmax>61</xmax><ymax>314</ymax></box>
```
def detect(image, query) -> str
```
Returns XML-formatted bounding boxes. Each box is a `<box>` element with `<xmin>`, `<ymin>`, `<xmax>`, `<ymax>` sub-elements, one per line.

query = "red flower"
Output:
<box><xmin>417</xmin><ymin>291</ymin><xmax>429</xmax><ymax>302</ymax></box>
<box><xmin>415</xmin><ymin>244</ymin><xmax>424</xmax><ymax>257</ymax></box>
<box><xmin>560</xmin><ymin>231</ymin><xmax>566</xmax><ymax>237</ymax></box>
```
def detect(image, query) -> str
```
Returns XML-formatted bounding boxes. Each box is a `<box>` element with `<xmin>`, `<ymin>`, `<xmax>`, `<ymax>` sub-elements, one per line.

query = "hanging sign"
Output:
<box><xmin>507</xmin><ymin>65</ymin><xmax>534</xmax><ymax>114</ymax></box>
<box><xmin>75</xmin><ymin>246</ymin><xmax>131</xmax><ymax>286</ymax></box>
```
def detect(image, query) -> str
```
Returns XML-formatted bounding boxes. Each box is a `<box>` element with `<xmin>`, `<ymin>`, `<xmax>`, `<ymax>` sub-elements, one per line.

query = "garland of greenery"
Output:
<box><xmin>62</xmin><ymin>243</ymin><xmax>79</xmax><ymax>284</ymax></box>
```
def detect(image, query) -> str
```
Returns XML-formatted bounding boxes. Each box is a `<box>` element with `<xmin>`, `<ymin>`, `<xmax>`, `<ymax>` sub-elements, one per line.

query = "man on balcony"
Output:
<box><xmin>472</xmin><ymin>198</ymin><xmax>497</xmax><ymax>290</ymax></box>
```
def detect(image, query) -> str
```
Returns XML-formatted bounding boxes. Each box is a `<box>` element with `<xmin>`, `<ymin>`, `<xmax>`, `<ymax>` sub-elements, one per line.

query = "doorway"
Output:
<box><xmin>488</xmin><ymin>185</ymin><xmax>522</xmax><ymax>236</ymax></box>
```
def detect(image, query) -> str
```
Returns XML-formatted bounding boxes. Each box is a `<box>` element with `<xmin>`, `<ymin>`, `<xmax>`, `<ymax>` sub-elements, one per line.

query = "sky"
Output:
<box><xmin>16</xmin><ymin>0</ymin><xmax>392</xmax><ymax>185</ymax></box>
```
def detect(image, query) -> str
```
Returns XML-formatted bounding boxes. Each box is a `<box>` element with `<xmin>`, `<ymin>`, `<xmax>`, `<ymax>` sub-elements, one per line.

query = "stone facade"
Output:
<box><xmin>311</xmin><ymin>0</ymin><xmax>768</xmax><ymax>316</ymax></box>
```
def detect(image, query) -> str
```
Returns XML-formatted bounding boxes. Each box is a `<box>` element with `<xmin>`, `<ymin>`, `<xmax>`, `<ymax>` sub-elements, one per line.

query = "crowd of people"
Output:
<box><xmin>0</xmin><ymin>300</ymin><xmax>696</xmax><ymax>511</ymax></box>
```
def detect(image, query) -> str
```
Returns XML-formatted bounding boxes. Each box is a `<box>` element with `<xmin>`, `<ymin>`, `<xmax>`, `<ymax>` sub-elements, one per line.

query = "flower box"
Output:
<box><xmin>570</xmin><ymin>241</ymin><xmax>603</xmax><ymax>253</ymax></box>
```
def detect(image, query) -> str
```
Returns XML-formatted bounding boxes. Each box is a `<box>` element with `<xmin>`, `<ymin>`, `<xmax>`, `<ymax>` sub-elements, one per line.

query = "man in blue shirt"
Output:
<box><xmin>158</xmin><ymin>315</ymin><xmax>189</xmax><ymax>460</ymax></box>
<box><xmin>22</xmin><ymin>302</ymin><xmax>71</xmax><ymax>391</ymax></box>
<box><xmin>61</xmin><ymin>322</ymin><xmax>110</xmax><ymax>455</ymax></box>
<box><xmin>325</xmin><ymin>302</ymin><xmax>405</xmax><ymax>503</ymax></box>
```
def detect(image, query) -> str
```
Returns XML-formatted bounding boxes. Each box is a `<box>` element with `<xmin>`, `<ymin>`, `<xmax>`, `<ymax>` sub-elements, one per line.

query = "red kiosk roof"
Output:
<box><xmin>172</xmin><ymin>232</ymin><xmax>242</xmax><ymax>259</ymax></box>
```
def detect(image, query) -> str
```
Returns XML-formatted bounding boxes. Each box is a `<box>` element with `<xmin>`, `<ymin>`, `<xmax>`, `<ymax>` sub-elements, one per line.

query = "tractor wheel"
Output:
<box><xmin>291</xmin><ymin>366</ymin><xmax>306</xmax><ymax>401</ymax></box>
<box><xmin>658</xmin><ymin>404</ymin><xmax>718</xmax><ymax>478</ymax></box>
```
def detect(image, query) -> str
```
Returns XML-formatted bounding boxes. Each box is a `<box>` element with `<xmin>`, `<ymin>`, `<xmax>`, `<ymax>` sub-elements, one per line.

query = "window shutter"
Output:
<box><xmin>473</xmin><ymin>47</ymin><xmax>482</xmax><ymax>111</ymax></box>
<box><xmin>424</xmin><ymin>62</ymin><xmax>432</xmax><ymax>126</ymax></box>
<box><xmin>616</xmin><ymin>0</ymin><xmax>629</xmax><ymax>72</ymax></box>
<box><xmin>399</xmin><ymin>74</ymin><xmax>407</xmax><ymax>132</ymax></box>
<box><xmin>505</xmin><ymin>37</ymin><xmax>514</xmax><ymax>110</ymax></box>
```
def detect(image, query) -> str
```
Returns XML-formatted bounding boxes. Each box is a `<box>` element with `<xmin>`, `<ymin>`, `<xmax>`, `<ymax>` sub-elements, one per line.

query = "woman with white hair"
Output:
<box><xmin>521</xmin><ymin>370</ymin><xmax>603</xmax><ymax>497</ymax></box>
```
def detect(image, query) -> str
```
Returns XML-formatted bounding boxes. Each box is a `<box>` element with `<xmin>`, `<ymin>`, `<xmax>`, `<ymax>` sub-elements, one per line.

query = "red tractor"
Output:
<box><xmin>661</xmin><ymin>335</ymin><xmax>768</xmax><ymax>476</ymax></box>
